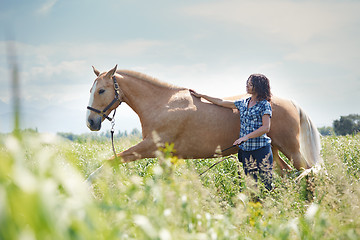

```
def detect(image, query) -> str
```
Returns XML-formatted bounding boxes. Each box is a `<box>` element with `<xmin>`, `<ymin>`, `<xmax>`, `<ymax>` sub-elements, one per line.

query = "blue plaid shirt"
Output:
<box><xmin>234</xmin><ymin>98</ymin><xmax>272</xmax><ymax>151</ymax></box>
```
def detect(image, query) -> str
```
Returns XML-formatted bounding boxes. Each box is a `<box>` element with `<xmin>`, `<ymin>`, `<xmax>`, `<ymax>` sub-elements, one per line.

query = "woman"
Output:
<box><xmin>190</xmin><ymin>74</ymin><xmax>273</xmax><ymax>190</ymax></box>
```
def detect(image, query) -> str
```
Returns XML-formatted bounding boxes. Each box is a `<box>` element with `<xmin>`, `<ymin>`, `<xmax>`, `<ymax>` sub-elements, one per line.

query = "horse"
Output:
<box><xmin>86</xmin><ymin>65</ymin><xmax>322</xmax><ymax>179</ymax></box>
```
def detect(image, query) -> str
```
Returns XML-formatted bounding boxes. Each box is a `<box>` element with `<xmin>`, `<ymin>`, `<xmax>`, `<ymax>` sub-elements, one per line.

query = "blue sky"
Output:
<box><xmin>1</xmin><ymin>0</ymin><xmax>360</xmax><ymax>134</ymax></box>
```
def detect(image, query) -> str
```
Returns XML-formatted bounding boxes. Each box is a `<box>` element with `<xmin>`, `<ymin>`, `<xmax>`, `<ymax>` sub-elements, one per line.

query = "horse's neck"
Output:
<box><xmin>117</xmin><ymin>74</ymin><xmax>176</xmax><ymax>116</ymax></box>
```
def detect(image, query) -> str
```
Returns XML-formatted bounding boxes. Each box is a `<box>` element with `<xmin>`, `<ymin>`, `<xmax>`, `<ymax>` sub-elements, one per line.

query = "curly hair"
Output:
<box><xmin>247</xmin><ymin>74</ymin><xmax>272</xmax><ymax>101</ymax></box>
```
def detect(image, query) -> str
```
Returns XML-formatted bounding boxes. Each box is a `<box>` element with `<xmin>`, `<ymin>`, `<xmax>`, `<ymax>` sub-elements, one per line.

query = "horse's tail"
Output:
<box><xmin>293</xmin><ymin>101</ymin><xmax>323</xmax><ymax>181</ymax></box>
<box><xmin>293</xmin><ymin>101</ymin><xmax>323</xmax><ymax>167</ymax></box>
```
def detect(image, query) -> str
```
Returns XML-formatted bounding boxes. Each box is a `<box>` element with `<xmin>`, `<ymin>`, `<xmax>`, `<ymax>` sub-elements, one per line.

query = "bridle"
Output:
<box><xmin>87</xmin><ymin>76</ymin><xmax>122</xmax><ymax>122</ymax></box>
<box><xmin>87</xmin><ymin>75</ymin><xmax>122</xmax><ymax>158</ymax></box>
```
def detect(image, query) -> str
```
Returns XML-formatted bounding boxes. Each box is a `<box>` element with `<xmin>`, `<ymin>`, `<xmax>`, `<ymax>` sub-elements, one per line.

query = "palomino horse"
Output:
<box><xmin>86</xmin><ymin>65</ymin><xmax>322</xmax><ymax>176</ymax></box>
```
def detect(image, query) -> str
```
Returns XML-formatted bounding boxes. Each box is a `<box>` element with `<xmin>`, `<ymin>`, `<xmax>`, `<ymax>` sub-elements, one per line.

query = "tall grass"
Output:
<box><xmin>1</xmin><ymin>132</ymin><xmax>359</xmax><ymax>239</ymax></box>
<box><xmin>3</xmin><ymin>39</ymin><xmax>359</xmax><ymax>239</ymax></box>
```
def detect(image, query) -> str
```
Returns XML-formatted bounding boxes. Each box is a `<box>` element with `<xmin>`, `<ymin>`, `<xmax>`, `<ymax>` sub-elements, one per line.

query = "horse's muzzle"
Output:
<box><xmin>87</xmin><ymin>116</ymin><xmax>102</xmax><ymax>131</ymax></box>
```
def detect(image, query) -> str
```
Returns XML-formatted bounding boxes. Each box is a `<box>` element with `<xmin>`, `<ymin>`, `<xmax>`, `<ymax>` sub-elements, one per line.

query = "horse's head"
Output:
<box><xmin>86</xmin><ymin>65</ymin><xmax>123</xmax><ymax>131</ymax></box>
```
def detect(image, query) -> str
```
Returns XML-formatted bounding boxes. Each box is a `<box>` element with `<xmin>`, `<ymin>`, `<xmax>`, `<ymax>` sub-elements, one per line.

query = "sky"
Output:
<box><xmin>1</xmin><ymin>0</ymin><xmax>360</xmax><ymax>134</ymax></box>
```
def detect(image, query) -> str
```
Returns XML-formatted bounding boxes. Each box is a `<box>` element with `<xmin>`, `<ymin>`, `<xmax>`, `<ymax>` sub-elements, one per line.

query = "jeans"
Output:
<box><xmin>238</xmin><ymin>144</ymin><xmax>273</xmax><ymax>190</ymax></box>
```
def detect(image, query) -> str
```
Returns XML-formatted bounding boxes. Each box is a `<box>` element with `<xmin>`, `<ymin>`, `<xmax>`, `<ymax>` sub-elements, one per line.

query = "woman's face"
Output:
<box><xmin>246</xmin><ymin>79</ymin><xmax>254</xmax><ymax>94</ymax></box>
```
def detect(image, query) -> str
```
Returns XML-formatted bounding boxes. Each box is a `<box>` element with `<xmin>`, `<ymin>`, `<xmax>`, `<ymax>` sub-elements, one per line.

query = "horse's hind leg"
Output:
<box><xmin>292</xmin><ymin>152</ymin><xmax>311</xmax><ymax>170</ymax></box>
<box><xmin>278</xmin><ymin>139</ymin><xmax>310</xmax><ymax>171</ymax></box>
<box><xmin>272</xmin><ymin>146</ymin><xmax>293</xmax><ymax>175</ymax></box>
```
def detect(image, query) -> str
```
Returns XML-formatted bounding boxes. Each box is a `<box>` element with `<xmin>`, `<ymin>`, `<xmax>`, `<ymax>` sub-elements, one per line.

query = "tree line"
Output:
<box><xmin>319</xmin><ymin>114</ymin><xmax>360</xmax><ymax>136</ymax></box>
<box><xmin>57</xmin><ymin>128</ymin><xmax>142</xmax><ymax>142</ymax></box>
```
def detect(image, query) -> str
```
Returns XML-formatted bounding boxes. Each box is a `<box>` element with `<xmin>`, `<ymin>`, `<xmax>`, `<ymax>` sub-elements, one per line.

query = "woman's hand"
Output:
<box><xmin>233</xmin><ymin>136</ymin><xmax>248</xmax><ymax>146</ymax></box>
<box><xmin>189</xmin><ymin>89</ymin><xmax>202</xmax><ymax>98</ymax></box>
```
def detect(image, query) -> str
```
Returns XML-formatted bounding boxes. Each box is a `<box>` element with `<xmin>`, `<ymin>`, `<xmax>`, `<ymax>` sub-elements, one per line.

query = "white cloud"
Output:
<box><xmin>0</xmin><ymin>38</ymin><xmax>163</xmax><ymax>57</ymax></box>
<box><xmin>0</xmin><ymin>39</ymin><xmax>166</xmax><ymax>87</ymax></box>
<box><xmin>28</xmin><ymin>60</ymin><xmax>87</xmax><ymax>77</ymax></box>
<box><xmin>285</xmin><ymin>36</ymin><xmax>360</xmax><ymax>74</ymax></box>
<box><xmin>182</xmin><ymin>0</ymin><xmax>360</xmax><ymax>75</ymax></box>
<box><xmin>183</xmin><ymin>0</ymin><xmax>360</xmax><ymax>45</ymax></box>
<box><xmin>43</xmin><ymin>40</ymin><xmax>165</xmax><ymax>60</ymax></box>
<box><xmin>36</xmin><ymin>0</ymin><xmax>58</xmax><ymax>16</ymax></box>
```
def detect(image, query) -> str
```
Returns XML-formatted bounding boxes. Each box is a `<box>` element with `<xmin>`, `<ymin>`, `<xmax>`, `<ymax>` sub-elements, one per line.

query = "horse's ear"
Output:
<box><xmin>92</xmin><ymin>66</ymin><xmax>100</xmax><ymax>76</ymax></box>
<box><xmin>105</xmin><ymin>65</ymin><xmax>118</xmax><ymax>79</ymax></box>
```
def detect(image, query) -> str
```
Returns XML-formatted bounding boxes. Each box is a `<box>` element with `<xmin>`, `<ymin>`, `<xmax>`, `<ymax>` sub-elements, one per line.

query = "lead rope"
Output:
<box><xmin>199</xmin><ymin>155</ymin><xmax>233</xmax><ymax>176</ymax></box>
<box><xmin>110</xmin><ymin>109</ymin><xmax>118</xmax><ymax>159</ymax></box>
<box><xmin>199</xmin><ymin>144</ymin><xmax>240</xmax><ymax>176</ymax></box>
<box><xmin>110</xmin><ymin>75</ymin><xmax>121</xmax><ymax>160</ymax></box>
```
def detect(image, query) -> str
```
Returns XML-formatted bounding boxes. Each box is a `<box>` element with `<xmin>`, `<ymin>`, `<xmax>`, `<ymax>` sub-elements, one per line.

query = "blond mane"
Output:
<box><xmin>117</xmin><ymin>70</ymin><xmax>185</xmax><ymax>90</ymax></box>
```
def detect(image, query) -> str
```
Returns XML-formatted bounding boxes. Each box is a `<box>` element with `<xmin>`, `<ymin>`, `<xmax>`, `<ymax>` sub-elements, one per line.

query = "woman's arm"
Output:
<box><xmin>190</xmin><ymin>90</ymin><xmax>236</xmax><ymax>109</ymax></box>
<box><xmin>233</xmin><ymin>114</ymin><xmax>271</xmax><ymax>145</ymax></box>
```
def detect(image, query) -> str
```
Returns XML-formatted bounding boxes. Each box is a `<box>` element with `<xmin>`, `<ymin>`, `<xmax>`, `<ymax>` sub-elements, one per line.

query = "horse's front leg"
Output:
<box><xmin>86</xmin><ymin>138</ymin><xmax>156</xmax><ymax>184</ymax></box>
<box><xmin>112</xmin><ymin>138</ymin><xmax>157</xmax><ymax>162</ymax></box>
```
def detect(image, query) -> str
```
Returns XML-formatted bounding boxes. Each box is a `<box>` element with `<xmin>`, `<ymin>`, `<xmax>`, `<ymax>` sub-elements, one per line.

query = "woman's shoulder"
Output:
<box><xmin>234</xmin><ymin>97</ymin><xmax>250</xmax><ymax>107</ymax></box>
<box><xmin>259</xmin><ymin>100</ymin><xmax>272</xmax><ymax>115</ymax></box>
<box><xmin>259</xmin><ymin>99</ymin><xmax>271</xmax><ymax>107</ymax></box>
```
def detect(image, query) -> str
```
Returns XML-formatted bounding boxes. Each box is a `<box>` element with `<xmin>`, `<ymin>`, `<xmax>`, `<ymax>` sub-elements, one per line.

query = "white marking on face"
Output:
<box><xmin>86</xmin><ymin>81</ymin><xmax>97</xmax><ymax>122</ymax></box>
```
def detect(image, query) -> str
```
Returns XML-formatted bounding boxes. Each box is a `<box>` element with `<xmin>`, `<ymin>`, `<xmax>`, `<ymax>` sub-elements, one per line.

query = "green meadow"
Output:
<box><xmin>1</xmin><ymin>132</ymin><xmax>359</xmax><ymax>239</ymax></box>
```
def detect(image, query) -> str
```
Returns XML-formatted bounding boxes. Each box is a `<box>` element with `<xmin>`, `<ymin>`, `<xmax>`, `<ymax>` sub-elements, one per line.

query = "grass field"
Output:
<box><xmin>1</xmin><ymin>132</ymin><xmax>359</xmax><ymax>239</ymax></box>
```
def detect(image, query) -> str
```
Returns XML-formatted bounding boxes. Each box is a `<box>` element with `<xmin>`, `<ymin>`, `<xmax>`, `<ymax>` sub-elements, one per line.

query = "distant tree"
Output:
<box><xmin>318</xmin><ymin>126</ymin><xmax>334</xmax><ymax>136</ymax></box>
<box><xmin>21</xmin><ymin>128</ymin><xmax>38</xmax><ymax>133</ymax></box>
<box><xmin>116</xmin><ymin>129</ymin><xmax>141</xmax><ymax>138</ymax></box>
<box><xmin>130</xmin><ymin>128</ymin><xmax>141</xmax><ymax>137</ymax></box>
<box><xmin>57</xmin><ymin>128</ymin><xmax>142</xmax><ymax>142</ymax></box>
<box><xmin>333</xmin><ymin>114</ymin><xmax>360</xmax><ymax>136</ymax></box>
<box><xmin>57</xmin><ymin>132</ymin><xmax>76</xmax><ymax>141</ymax></box>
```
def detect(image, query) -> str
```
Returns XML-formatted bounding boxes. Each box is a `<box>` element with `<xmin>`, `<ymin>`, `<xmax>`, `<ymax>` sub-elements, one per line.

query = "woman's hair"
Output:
<box><xmin>248</xmin><ymin>74</ymin><xmax>272</xmax><ymax>101</ymax></box>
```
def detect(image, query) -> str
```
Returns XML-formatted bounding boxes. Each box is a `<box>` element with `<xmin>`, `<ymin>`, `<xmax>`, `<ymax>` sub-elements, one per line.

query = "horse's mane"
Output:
<box><xmin>117</xmin><ymin>70</ymin><xmax>186</xmax><ymax>90</ymax></box>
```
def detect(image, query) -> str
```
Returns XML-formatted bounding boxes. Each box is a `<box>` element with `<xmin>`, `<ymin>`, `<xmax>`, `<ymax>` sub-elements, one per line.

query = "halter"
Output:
<box><xmin>87</xmin><ymin>75</ymin><xmax>122</xmax><ymax>159</ymax></box>
<box><xmin>87</xmin><ymin>76</ymin><xmax>122</xmax><ymax>122</ymax></box>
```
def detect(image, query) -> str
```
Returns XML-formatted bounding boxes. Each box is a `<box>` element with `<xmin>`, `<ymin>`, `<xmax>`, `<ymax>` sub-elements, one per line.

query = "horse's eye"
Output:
<box><xmin>98</xmin><ymin>89</ymin><xmax>105</xmax><ymax>94</ymax></box>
